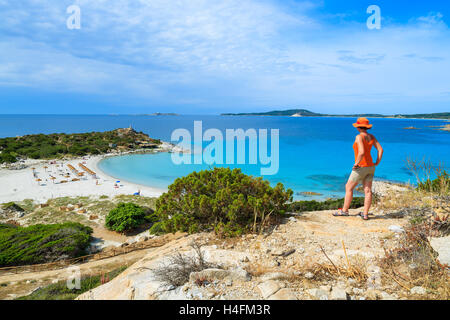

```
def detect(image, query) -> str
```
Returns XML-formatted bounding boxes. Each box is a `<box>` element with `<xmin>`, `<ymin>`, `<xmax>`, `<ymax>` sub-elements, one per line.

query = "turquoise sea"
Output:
<box><xmin>0</xmin><ymin>115</ymin><xmax>448</xmax><ymax>200</ymax></box>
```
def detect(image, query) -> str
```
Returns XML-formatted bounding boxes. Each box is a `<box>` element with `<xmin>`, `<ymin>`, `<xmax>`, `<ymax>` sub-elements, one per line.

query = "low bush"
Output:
<box><xmin>149</xmin><ymin>222</ymin><xmax>165</xmax><ymax>235</ymax></box>
<box><xmin>417</xmin><ymin>171</ymin><xmax>449</xmax><ymax>194</ymax></box>
<box><xmin>154</xmin><ymin>167</ymin><xmax>293</xmax><ymax>237</ymax></box>
<box><xmin>288</xmin><ymin>197</ymin><xmax>365</xmax><ymax>212</ymax></box>
<box><xmin>0</xmin><ymin>152</ymin><xmax>17</xmax><ymax>163</ymax></box>
<box><xmin>406</xmin><ymin>159</ymin><xmax>449</xmax><ymax>195</ymax></box>
<box><xmin>0</xmin><ymin>222</ymin><xmax>92</xmax><ymax>267</ymax></box>
<box><xmin>1</xmin><ymin>202</ymin><xmax>25</xmax><ymax>212</ymax></box>
<box><xmin>105</xmin><ymin>203</ymin><xmax>147</xmax><ymax>232</ymax></box>
<box><xmin>17</xmin><ymin>266</ymin><xmax>127</xmax><ymax>300</ymax></box>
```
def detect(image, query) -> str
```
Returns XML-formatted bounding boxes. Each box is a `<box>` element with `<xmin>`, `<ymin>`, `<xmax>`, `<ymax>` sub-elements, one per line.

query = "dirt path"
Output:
<box><xmin>0</xmin><ymin>232</ymin><xmax>187</xmax><ymax>300</ymax></box>
<box><xmin>214</xmin><ymin>207</ymin><xmax>409</xmax><ymax>270</ymax></box>
<box><xmin>284</xmin><ymin>208</ymin><xmax>407</xmax><ymax>260</ymax></box>
<box><xmin>92</xmin><ymin>226</ymin><xmax>128</xmax><ymax>243</ymax></box>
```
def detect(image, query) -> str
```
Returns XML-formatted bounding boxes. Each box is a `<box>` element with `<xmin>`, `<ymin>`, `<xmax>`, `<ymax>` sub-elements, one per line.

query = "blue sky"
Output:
<box><xmin>0</xmin><ymin>0</ymin><xmax>449</xmax><ymax>115</ymax></box>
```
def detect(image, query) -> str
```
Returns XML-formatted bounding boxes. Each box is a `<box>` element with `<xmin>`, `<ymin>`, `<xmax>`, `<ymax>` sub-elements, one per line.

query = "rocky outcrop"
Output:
<box><xmin>429</xmin><ymin>236</ymin><xmax>450</xmax><ymax>266</ymax></box>
<box><xmin>189</xmin><ymin>268</ymin><xmax>251</xmax><ymax>282</ymax></box>
<box><xmin>77</xmin><ymin>236</ymin><xmax>255</xmax><ymax>300</ymax></box>
<box><xmin>76</xmin><ymin>206</ymin><xmax>415</xmax><ymax>300</ymax></box>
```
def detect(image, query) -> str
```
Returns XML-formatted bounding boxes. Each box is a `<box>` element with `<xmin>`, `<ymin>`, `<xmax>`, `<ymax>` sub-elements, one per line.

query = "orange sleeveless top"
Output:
<box><xmin>353</xmin><ymin>135</ymin><xmax>374</xmax><ymax>167</ymax></box>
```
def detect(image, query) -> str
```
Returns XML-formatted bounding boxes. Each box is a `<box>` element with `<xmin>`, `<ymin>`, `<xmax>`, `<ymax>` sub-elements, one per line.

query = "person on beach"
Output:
<box><xmin>333</xmin><ymin>118</ymin><xmax>383</xmax><ymax>220</ymax></box>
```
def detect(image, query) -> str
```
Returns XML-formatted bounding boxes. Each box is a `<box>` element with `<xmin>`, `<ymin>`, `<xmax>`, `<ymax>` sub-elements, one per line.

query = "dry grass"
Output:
<box><xmin>312</xmin><ymin>243</ymin><xmax>368</xmax><ymax>283</ymax></box>
<box><xmin>245</xmin><ymin>243</ymin><xmax>369</xmax><ymax>286</ymax></box>
<box><xmin>379</xmin><ymin>221</ymin><xmax>450</xmax><ymax>299</ymax></box>
<box><xmin>287</xmin><ymin>243</ymin><xmax>369</xmax><ymax>285</ymax></box>
<box><xmin>406</xmin><ymin>159</ymin><xmax>449</xmax><ymax>195</ymax></box>
<box><xmin>244</xmin><ymin>263</ymin><xmax>279</xmax><ymax>278</ymax></box>
<box><xmin>375</xmin><ymin>159</ymin><xmax>449</xmax><ymax>220</ymax></box>
<box><xmin>1</xmin><ymin>195</ymin><xmax>160</xmax><ymax>228</ymax></box>
<box><xmin>150</xmin><ymin>240</ymin><xmax>219</xmax><ymax>287</ymax></box>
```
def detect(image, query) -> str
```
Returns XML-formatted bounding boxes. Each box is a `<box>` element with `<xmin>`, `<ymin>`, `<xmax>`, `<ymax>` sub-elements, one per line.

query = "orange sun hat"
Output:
<box><xmin>353</xmin><ymin>117</ymin><xmax>373</xmax><ymax>128</ymax></box>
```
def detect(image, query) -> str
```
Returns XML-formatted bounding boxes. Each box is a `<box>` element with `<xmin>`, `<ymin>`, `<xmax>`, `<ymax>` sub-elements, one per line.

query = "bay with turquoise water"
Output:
<box><xmin>0</xmin><ymin>115</ymin><xmax>448</xmax><ymax>200</ymax></box>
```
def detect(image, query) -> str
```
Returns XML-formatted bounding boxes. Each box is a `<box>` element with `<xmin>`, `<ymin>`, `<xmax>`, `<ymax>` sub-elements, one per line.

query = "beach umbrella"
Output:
<box><xmin>116</xmin><ymin>181</ymin><xmax>120</xmax><ymax>183</ymax></box>
<box><xmin>36</xmin><ymin>178</ymin><xmax>42</xmax><ymax>185</ymax></box>
<box><xmin>44</xmin><ymin>166</ymin><xmax>48</xmax><ymax>171</ymax></box>
<box><xmin>50</xmin><ymin>177</ymin><xmax>56</xmax><ymax>184</ymax></box>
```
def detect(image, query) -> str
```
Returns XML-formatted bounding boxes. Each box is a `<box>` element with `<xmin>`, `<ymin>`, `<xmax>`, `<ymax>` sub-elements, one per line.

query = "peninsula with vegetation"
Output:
<box><xmin>0</xmin><ymin>127</ymin><xmax>161</xmax><ymax>164</ymax></box>
<box><xmin>221</xmin><ymin>109</ymin><xmax>450</xmax><ymax>120</ymax></box>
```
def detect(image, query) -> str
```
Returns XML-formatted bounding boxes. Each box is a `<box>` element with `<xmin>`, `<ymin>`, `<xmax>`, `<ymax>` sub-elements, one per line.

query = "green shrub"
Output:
<box><xmin>0</xmin><ymin>152</ymin><xmax>17</xmax><ymax>163</ymax></box>
<box><xmin>149</xmin><ymin>222</ymin><xmax>165</xmax><ymax>236</ymax></box>
<box><xmin>417</xmin><ymin>171</ymin><xmax>449</xmax><ymax>194</ymax></box>
<box><xmin>144</xmin><ymin>210</ymin><xmax>159</xmax><ymax>223</ymax></box>
<box><xmin>0</xmin><ymin>222</ymin><xmax>92</xmax><ymax>267</ymax></box>
<box><xmin>288</xmin><ymin>197</ymin><xmax>365</xmax><ymax>212</ymax></box>
<box><xmin>154</xmin><ymin>168</ymin><xmax>293</xmax><ymax>237</ymax></box>
<box><xmin>17</xmin><ymin>266</ymin><xmax>127</xmax><ymax>300</ymax></box>
<box><xmin>105</xmin><ymin>203</ymin><xmax>147</xmax><ymax>232</ymax></box>
<box><xmin>1</xmin><ymin>202</ymin><xmax>25</xmax><ymax>212</ymax></box>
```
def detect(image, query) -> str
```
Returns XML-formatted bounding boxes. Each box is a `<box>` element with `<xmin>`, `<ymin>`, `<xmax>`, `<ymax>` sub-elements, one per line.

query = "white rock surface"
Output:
<box><xmin>257</xmin><ymin>280</ymin><xmax>285</xmax><ymax>299</ymax></box>
<box><xmin>307</xmin><ymin>288</ymin><xmax>328</xmax><ymax>300</ymax></box>
<box><xmin>429</xmin><ymin>236</ymin><xmax>450</xmax><ymax>266</ymax></box>
<box><xmin>260</xmin><ymin>272</ymin><xmax>289</xmax><ymax>282</ymax></box>
<box><xmin>410</xmin><ymin>286</ymin><xmax>426</xmax><ymax>295</ymax></box>
<box><xmin>189</xmin><ymin>268</ymin><xmax>250</xmax><ymax>282</ymax></box>
<box><xmin>268</xmin><ymin>288</ymin><xmax>297</xmax><ymax>300</ymax></box>
<box><xmin>388</xmin><ymin>225</ymin><xmax>405</xmax><ymax>233</ymax></box>
<box><xmin>330</xmin><ymin>287</ymin><xmax>348</xmax><ymax>300</ymax></box>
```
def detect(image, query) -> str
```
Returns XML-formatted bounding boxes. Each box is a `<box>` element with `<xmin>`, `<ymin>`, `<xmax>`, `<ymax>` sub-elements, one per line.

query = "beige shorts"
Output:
<box><xmin>349</xmin><ymin>166</ymin><xmax>375</xmax><ymax>184</ymax></box>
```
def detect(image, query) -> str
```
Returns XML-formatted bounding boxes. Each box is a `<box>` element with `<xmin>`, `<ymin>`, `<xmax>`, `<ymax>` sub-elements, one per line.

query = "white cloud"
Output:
<box><xmin>0</xmin><ymin>1</ymin><xmax>449</xmax><ymax>113</ymax></box>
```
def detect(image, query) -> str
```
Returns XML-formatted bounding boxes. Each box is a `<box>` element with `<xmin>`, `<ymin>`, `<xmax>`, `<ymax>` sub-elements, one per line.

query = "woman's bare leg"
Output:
<box><xmin>342</xmin><ymin>180</ymin><xmax>359</xmax><ymax>212</ymax></box>
<box><xmin>362</xmin><ymin>179</ymin><xmax>373</xmax><ymax>217</ymax></box>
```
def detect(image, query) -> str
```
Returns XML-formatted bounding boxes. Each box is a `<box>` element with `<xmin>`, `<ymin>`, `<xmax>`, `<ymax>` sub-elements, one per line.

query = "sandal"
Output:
<box><xmin>358</xmin><ymin>211</ymin><xmax>374</xmax><ymax>216</ymax></box>
<box><xmin>358</xmin><ymin>212</ymin><xmax>370</xmax><ymax>220</ymax></box>
<box><xmin>333</xmin><ymin>209</ymin><xmax>349</xmax><ymax>217</ymax></box>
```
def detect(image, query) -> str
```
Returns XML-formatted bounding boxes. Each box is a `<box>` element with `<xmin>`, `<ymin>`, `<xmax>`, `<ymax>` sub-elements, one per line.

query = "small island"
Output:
<box><xmin>149</xmin><ymin>113</ymin><xmax>179</xmax><ymax>116</ymax></box>
<box><xmin>222</xmin><ymin>109</ymin><xmax>450</xmax><ymax>120</ymax></box>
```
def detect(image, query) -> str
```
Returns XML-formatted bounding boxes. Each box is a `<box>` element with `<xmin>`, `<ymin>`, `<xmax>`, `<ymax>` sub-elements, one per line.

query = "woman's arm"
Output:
<box><xmin>353</xmin><ymin>135</ymin><xmax>365</xmax><ymax>169</ymax></box>
<box><xmin>373</xmin><ymin>136</ymin><xmax>383</xmax><ymax>166</ymax></box>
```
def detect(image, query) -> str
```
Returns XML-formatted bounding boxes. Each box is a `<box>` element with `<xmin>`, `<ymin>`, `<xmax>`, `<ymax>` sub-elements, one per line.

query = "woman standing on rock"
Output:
<box><xmin>333</xmin><ymin>118</ymin><xmax>383</xmax><ymax>220</ymax></box>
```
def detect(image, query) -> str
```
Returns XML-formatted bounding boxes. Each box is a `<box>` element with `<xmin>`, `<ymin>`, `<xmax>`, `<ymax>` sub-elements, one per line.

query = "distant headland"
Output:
<box><xmin>221</xmin><ymin>109</ymin><xmax>450</xmax><ymax>120</ymax></box>
<box><xmin>0</xmin><ymin>127</ymin><xmax>161</xmax><ymax>164</ymax></box>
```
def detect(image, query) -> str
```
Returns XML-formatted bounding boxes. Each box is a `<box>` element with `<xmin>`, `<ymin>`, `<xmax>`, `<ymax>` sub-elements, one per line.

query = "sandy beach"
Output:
<box><xmin>0</xmin><ymin>152</ymin><xmax>167</xmax><ymax>204</ymax></box>
<box><xmin>0</xmin><ymin>148</ymin><xmax>409</xmax><ymax>204</ymax></box>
